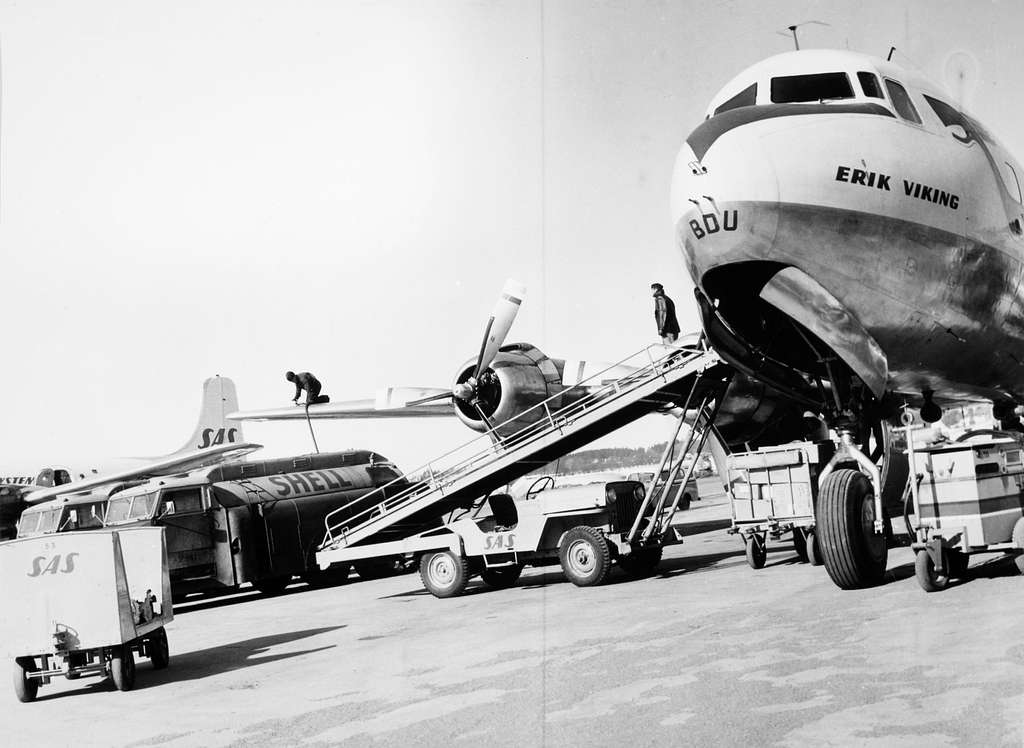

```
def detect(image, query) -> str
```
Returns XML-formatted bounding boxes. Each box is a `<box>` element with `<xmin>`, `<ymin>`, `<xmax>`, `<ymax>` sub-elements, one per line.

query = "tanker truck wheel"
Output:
<box><xmin>420</xmin><ymin>551</ymin><xmax>470</xmax><ymax>598</ymax></box>
<box><xmin>13</xmin><ymin>657</ymin><xmax>38</xmax><ymax>703</ymax></box>
<box><xmin>817</xmin><ymin>470</ymin><xmax>888</xmax><ymax>589</ymax></box>
<box><xmin>110</xmin><ymin>644</ymin><xmax>136</xmax><ymax>692</ymax></box>
<box><xmin>558</xmin><ymin>526</ymin><xmax>612</xmax><ymax>586</ymax></box>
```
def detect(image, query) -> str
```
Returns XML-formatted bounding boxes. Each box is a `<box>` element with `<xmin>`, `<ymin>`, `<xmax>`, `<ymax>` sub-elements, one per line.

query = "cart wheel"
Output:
<box><xmin>12</xmin><ymin>657</ymin><xmax>38</xmax><ymax>703</ymax></box>
<box><xmin>618</xmin><ymin>546</ymin><xmax>664</xmax><ymax>578</ymax></box>
<box><xmin>480</xmin><ymin>564</ymin><xmax>524</xmax><ymax>589</ymax></box>
<box><xmin>792</xmin><ymin>529</ymin><xmax>808</xmax><ymax>563</ymax></box>
<box><xmin>419</xmin><ymin>551</ymin><xmax>470</xmax><ymax>598</ymax></box>
<box><xmin>817</xmin><ymin>470</ymin><xmax>887</xmax><ymax>589</ymax></box>
<box><xmin>1013</xmin><ymin>517</ymin><xmax>1024</xmax><ymax>575</ymax></box>
<box><xmin>110</xmin><ymin>644</ymin><xmax>137</xmax><ymax>691</ymax></box>
<box><xmin>745</xmin><ymin>533</ymin><xmax>767</xmax><ymax>569</ymax></box>
<box><xmin>946</xmin><ymin>550</ymin><xmax>969</xmax><ymax>579</ymax></box>
<box><xmin>559</xmin><ymin>526</ymin><xmax>613</xmax><ymax>586</ymax></box>
<box><xmin>678</xmin><ymin>493</ymin><xmax>692</xmax><ymax>512</ymax></box>
<box><xmin>915</xmin><ymin>549</ymin><xmax>949</xmax><ymax>593</ymax></box>
<box><xmin>149</xmin><ymin>628</ymin><xmax>170</xmax><ymax>670</ymax></box>
<box><xmin>806</xmin><ymin>530</ymin><xmax>823</xmax><ymax>566</ymax></box>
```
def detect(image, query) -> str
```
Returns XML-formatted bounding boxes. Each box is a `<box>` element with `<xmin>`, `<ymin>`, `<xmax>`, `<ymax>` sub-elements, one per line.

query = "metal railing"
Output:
<box><xmin>318</xmin><ymin>344</ymin><xmax>720</xmax><ymax>550</ymax></box>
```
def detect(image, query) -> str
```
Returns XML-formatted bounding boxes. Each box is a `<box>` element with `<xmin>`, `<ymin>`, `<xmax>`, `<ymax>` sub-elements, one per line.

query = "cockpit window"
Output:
<box><xmin>883</xmin><ymin>79</ymin><xmax>922</xmax><ymax>124</ymax></box>
<box><xmin>857</xmin><ymin>72</ymin><xmax>884</xmax><ymax>99</ymax></box>
<box><xmin>770</xmin><ymin>72</ymin><xmax>854</xmax><ymax>103</ymax></box>
<box><xmin>714</xmin><ymin>83</ymin><xmax>757</xmax><ymax>116</ymax></box>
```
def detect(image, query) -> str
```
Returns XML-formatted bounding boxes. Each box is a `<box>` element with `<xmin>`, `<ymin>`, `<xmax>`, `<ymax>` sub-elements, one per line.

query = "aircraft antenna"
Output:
<box><xmin>776</xmin><ymin>20</ymin><xmax>830</xmax><ymax>51</ymax></box>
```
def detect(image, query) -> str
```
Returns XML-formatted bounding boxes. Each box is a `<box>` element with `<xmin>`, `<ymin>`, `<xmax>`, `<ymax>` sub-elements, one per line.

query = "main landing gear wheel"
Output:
<box><xmin>110</xmin><ymin>643</ymin><xmax>136</xmax><ymax>692</ymax></box>
<box><xmin>915</xmin><ymin>549</ymin><xmax>950</xmax><ymax>592</ymax></box>
<box><xmin>480</xmin><ymin>565</ymin><xmax>523</xmax><ymax>589</ymax></box>
<box><xmin>745</xmin><ymin>533</ymin><xmax>767</xmax><ymax>569</ymax></box>
<box><xmin>12</xmin><ymin>657</ymin><xmax>38</xmax><ymax>703</ymax></box>
<box><xmin>420</xmin><ymin>551</ymin><xmax>470</xmax><ymax>598</ymax></box>
<box><xmin>817</xmin><ymin>469</ymin><xmax>888</xmax><ymax>589</ymax></box>
<box><xmin>558</xmin><ymin>526</ymin><xmax>612</xmax><ymax>587</ymax></box>
<box><xmin>617</xmin><ymin>546</ymin><xmax>663</xmax><ymax>578</ymax></box>
<box><xmin>149</xmin><ymin>628</ymin><xmax>170</xmax><ymax>670</ymax></box>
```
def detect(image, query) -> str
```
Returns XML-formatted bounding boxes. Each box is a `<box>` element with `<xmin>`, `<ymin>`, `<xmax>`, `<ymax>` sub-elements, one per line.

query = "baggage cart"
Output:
<box><xmin>1</xmin><ymin>526</ymin><xmax>173</xmax><ymax>701</ymax></box>
<box><xmin>909</xmin><ymin>434</ymin><xmax>1024</xmax><ymax>591</ymax></box>
<box><xmin>726</xmin><ymin>441</ymin><xmax>833</xmax><ymax>569</ymax></box>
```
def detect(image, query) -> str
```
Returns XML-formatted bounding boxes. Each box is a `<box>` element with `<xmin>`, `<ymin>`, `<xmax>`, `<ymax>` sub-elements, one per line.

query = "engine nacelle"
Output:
<box><xmin>453</xmin><ymin>343</ymin><xmax>573</xmax><ymax>436</ymax></box>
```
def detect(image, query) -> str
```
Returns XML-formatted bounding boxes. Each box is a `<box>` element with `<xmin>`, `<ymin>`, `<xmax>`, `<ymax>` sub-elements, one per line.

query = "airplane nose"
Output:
<box><xmin>670</xmin><ymin>125</ymin><xmax>780</xmax><ymax>294</ymax></box>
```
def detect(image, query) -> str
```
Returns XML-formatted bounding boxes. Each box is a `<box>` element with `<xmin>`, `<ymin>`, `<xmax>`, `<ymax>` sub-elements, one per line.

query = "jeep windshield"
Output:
<box><xmin>104</xmin><ymin>492</ymin><xmax>158</xmax><ymax>525</ymax></box>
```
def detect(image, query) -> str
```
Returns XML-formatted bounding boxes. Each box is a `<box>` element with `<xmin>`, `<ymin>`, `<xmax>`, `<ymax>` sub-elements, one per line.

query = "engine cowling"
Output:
<box><xmin>453</xmin><ymin>343</ymin><xmax>574</xmax><ymax>436</ymax></box>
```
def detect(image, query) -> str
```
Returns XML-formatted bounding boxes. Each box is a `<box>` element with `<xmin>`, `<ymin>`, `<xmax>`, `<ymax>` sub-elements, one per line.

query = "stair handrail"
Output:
<box><xmin>318</xmin><ymin>344</ymin><xmax>717</xmax><ymax>548</ymax></box>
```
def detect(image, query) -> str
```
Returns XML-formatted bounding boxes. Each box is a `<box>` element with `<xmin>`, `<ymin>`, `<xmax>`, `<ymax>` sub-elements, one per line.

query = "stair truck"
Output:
<box><xmin>1</xmin><ymin>526</ymin><xmax>172</xmax><ymax>702</ymax></box>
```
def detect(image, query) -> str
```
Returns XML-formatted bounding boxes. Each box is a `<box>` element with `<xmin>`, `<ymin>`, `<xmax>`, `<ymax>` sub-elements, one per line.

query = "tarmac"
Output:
<box><xmin>4</xmin><ymin>488</ymin><xmax>1024</xmax><ymax>747</ymax></box>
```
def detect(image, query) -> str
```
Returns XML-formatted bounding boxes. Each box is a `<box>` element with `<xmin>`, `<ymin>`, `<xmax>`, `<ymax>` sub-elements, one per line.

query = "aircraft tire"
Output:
<box><xmin>818</xmin><ymin>470</ymin><xmax>888</xmax><ymax>589</ymax></box>
<box><xmin>13</xmin><ymin>657</ymin><xmax>38</xmax><ymax>703</ymax></box>
<box><xmin>480</xmin><ymin>565</ymin><xmax>523</xmax><ymax>589</ymax></box>
<box><xmin>420</xmin><ymin>551</ymin><xmax>470</xmax><ymax>598</ymax></box>
<box><xmin>558</xmin><ymin>526</ymin><xmax>612</xmax><ymax>587</ymax></box>
<box><xmin>745</xmin><ymin>533</ymin><xmax>767</xmax><ymax>570</ymax></box>
<box><xmin>915</xmin><ymin>549</ymin><xmax>949</xmax><ymax>592</ymax></box>
<box><xmin>149</xmin><ymin>628</ymin><xmax>170</xmax><ymax>670</ymax></box>
<box><xmin>618</xmin><ymin>547</ymin><xmax>663</xmax><ymax>578</ymax></box>
<box><xmin>792</xmin><ymin>528</ymin><xmax>808</xmax><ymax>563</ymax></box>
<box><xmin>110</xmin><ymin>644</ymin><xmax>136</xmax><ymax>692</ymax></box>
<box><xmin>1013</xmin><ymin>517</ymin><xmax>1024</xmax><ymax>575</ymax></box>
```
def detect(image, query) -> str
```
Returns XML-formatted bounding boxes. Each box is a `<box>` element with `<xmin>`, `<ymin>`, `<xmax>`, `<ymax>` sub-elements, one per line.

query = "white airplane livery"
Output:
<box><xmin>0</xmin><ymin>376</ymin><xmax>260</xmax><ymax>539</ymax></box>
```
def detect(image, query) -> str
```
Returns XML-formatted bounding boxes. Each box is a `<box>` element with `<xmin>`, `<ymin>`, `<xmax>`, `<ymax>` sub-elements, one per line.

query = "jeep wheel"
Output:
<box><xmin>558</xmin><ymin>526</ymin><xmax>612</xmax><ymax>587</ymax></box>
<box><xmin>618</xmin><ymin>547</ymin><xmax>663</xmax><ymax>577</ymax></box>
<box><xmin>420</xmin><ymin>551</ymin><xmax>470</xmax><ymax>598</ymax></box>
<box><xmin>110</xmin><ymin>644</ymin><xmax>136</xmax><ymax>692</ymax></box>
<box><xmin>480</xmin><ymin>565</ymin><xmax>523</xmax><ymax>589</ymax></box>
<box><xmin>13</xmin><ymin>657</ymin><xmax>38</xmax><ymax>703</ymax></box>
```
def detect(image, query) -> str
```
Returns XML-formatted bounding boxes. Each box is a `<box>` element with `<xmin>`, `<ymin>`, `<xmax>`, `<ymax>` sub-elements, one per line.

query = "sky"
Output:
<box><xmin>1</xmin><ymin>0</ymin><xmax>1023</xmax><ymax>473</ymax></box>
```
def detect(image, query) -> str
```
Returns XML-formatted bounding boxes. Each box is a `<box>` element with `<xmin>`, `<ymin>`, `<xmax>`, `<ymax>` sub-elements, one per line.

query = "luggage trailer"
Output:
<box><xmin>1</xmin><ymin>527</ymin><xmax>173</xmax><ymax>702</ymax></box>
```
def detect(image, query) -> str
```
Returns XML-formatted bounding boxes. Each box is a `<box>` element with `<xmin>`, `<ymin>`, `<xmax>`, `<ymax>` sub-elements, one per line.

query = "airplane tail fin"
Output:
<box><xmin>171</xmin><ymin>376</ymin><xmax>245</xmax><ymax>455</ymax></box>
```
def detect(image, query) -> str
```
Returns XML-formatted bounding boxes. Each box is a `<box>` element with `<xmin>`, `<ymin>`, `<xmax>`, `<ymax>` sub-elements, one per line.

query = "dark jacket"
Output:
<box><xmin>654</xmin><ymin>292</ymin><xmax>680</xmax><ymax>336</ymax></box>
<box><xmin>292</xmin><ymin>372</ymin><xmax>321</xmax><ymax>400</ymax></box>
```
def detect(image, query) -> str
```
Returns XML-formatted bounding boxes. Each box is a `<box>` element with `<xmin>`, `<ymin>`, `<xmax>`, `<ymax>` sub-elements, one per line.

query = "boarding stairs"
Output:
<box><xmin>315</xmin><ymin>345</ymin><xmax>733</xmax><ymax>563</ymax></box>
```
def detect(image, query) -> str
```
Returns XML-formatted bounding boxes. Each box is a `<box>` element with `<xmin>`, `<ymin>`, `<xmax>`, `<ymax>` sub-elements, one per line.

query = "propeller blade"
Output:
<box><xmin>473</xmin><ymin>279</ymin><xmax>525</xmax><ymax>380</ymax></box>
<box><xmin>473</xmin><ymin>401</ymin><xmax>500</xmax><ymax>444</ymax></box>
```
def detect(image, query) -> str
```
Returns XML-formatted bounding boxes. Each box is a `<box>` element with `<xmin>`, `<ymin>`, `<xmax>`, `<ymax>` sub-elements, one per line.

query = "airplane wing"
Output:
<box><xmin>21</xmin><ymin>442</ymin><xmax>263</xmax><ymax>504</ymax></box>
<box><xmin>229</xmin><ymin>388</ymin><xmax>454</xmax><ymax>422</ymax></box>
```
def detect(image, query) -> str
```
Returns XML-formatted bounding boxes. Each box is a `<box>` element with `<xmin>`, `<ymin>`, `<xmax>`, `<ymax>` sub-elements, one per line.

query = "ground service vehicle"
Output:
<box><xmin>15</xmin><ymin>483</ymin><xmax>144</xmax><ymax>538</ymax></box>
<box><xmin>320</xmin><ymin>478</ymin><xmax>676</xmax><ymax>598</ymax></box>
<box><xmin>102</xmin><ymin>450</ymin><xmax>411</xmax><ymax>598</ymax></box>
<box><xmin>908</xmin><ymin>433</ymin><xmax>1024</xmax><ymax>592</ymax></box>
<box><xmin>627</xmin><ymin>469</ymin><xmax>698</xmax><ymax>511</ymax></box>
<box><xmin>1</xmin><ymin>526</ymin><xmax>173</xmax><ymax>702</ymax></box>
<box><xmin>726</xmin><ymin>441</ymin><xmax>833</xmax><ymax>569</ymax></box>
